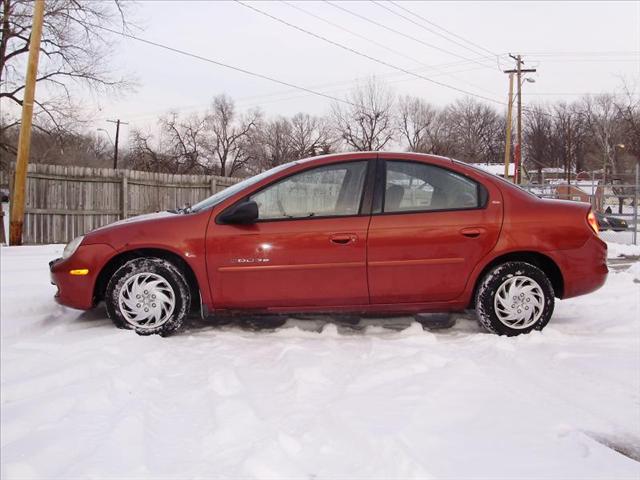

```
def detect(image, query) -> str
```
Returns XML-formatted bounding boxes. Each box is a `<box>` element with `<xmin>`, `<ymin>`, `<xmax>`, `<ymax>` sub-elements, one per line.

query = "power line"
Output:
<box><xmin>282</xmin><ymin>1</ymin><xmax>427</xmax><ymax>68</ymax></box>
<box><xmin>85</xmin><ymin>22</ymin><xmax>359</xmax><ymax>111</ymax></box>
<box><xmin>121</xmin><ymin>59</ymin><xmax>496</xmax><ymax>122</ymax></box>
<box><xmin>530</xmin><ymin>58</ymin><xmax>640</xmax><ymax>63</ymax></box>
<box><xmin>236</xmin><ymin>1</ymin><xmax>505</xmax><ymax>105</ymax></box>
<box><xmin>236</xmin><ymin>63</ymin><xmax>496</xmax><ymax>111</ymax></box>
<box><xmin>519</xmin><ymin>50</ymin><xmax>640</xmax><ymax>57</ymax></box>
<box><xmin>523</xmin><ymin>92</ymin><xmax>631</xmax><ymax>96</ymax></box>
<box><xmin>388</xmin><ymin>0</ymin><xmax>498</xmax><ymax>58</ymax></box>
<box><xmin>90</xmin><ymin>21</ymin><xmax>552</xmax><ymax>126</ymax></box>
<box><xmin>324</xmin><ymin>0</ymin><xmax>496</xmax><ymax>71</ymax></box>
<box><xmin>105</xmin><ymin>50</ymin><xmax>505</xmax><ymax>122</ymax></box>
<box><xmin>87</xmin><ymin>17</ymin><xmax>614</xmax><ymax>140</ymax></box>
<box><xmin>372</xmin><ymin>0</ymin><xmax>495</xmax><ymax>61</ymax></box>
<box><xmin>236</xmin><ymin>54</ymin><xmax>505</xmax><ymax>105</ymax></box>
<box><xmin>281</xmin><ymin>0</ymin><xmax>498</xmax><ymax>95</ymax></box>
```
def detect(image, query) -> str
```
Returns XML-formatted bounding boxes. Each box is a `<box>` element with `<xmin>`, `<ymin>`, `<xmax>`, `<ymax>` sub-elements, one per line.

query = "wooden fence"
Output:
<box><xmin>0</xmin><ymin>164</ymin><xmax>242</xmax><ymax>244</ymax></box>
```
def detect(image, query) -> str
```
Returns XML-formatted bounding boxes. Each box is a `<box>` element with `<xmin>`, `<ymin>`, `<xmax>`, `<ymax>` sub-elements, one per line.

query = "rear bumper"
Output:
<box><xmin>50</xmin><ymin>243</ymin><xmax>116</xmax><ymax>310</ymax></box>
<box><xmin>546</xmin><ymin>235</ymin><xmax>608</xmax><ymax>299</ymax></box>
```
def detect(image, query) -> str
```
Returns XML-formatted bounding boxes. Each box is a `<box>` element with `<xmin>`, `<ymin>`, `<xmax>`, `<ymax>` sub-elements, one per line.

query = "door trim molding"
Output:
<box><xmin>218</xmin><ymin>261</ymin><xmax>366</xmax><ymax>273</ymax></box>
<box><xmin>368</xmin><ymin>258</ymin><xmax>464</xmax><ymax>267</ymax></box>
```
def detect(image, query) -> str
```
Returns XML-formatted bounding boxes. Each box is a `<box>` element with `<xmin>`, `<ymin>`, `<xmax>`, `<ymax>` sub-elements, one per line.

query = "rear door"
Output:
<box><xmin>207</xmin><ymin>159</ymin><xmax>375</xmax><ymax>309</ymax></box>
<box><xmin>367</xmin><ymin>158</ymin><xmax>503</xmax><ymax>304</ymax></box>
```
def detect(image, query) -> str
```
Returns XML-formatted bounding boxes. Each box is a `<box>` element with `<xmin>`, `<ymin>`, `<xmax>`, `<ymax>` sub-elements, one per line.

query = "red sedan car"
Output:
<box><xmin>50</xmin><ymin>152</ymin><xmax>607</xmax><ymax>336</ymax></box>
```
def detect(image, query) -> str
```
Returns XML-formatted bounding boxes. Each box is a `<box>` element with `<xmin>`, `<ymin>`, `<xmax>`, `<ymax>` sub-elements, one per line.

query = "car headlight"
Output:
<box><xmin>62</xmin><ymin>235</ymin><xmax>84</xmax><ymax>259</ymax></box>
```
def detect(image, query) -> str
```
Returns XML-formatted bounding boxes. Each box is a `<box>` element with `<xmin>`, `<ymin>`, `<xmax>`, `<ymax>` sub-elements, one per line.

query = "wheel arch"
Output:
<box><xmin>468</xmin><ymin>251</ymin><xmax>564</xmax><ymax>308</ymax></box>
<box><xmin>94</xmin><ymin>248</ymin><xmax>201</xmax><ymax>313</ymax></box>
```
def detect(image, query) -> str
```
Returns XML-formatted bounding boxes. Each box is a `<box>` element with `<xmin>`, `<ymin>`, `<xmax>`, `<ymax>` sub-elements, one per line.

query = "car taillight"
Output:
<box><xmin>587</xmin><ymin>210</ymin><xmax>599</xmax><ymax>234</ymax></box>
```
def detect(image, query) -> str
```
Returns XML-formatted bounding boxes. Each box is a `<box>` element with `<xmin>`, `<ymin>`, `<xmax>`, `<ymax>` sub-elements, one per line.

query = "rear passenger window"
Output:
<box><xmin>384</xmin><ymin>161</ymin><xmax>480</xmax><ymax>213</ymax></box>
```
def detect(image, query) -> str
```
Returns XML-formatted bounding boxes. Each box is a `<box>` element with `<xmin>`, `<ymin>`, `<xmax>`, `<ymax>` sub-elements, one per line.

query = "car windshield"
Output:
<box><xmin>189</xmin><ymin>161</ymin><xmax>299</xmax><ymax>213</ymax></box>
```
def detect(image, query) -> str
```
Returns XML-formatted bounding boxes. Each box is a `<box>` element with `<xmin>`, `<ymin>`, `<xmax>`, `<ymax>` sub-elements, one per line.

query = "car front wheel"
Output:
<box><xmin>105</xmin><ymin>257</ymin><xmax>191</xmax><ymax>336</ymax></box>
<box><xmin>475</xmin><ymin>261</ymin><xmax>554</xmax><ymax>336</ymax></box>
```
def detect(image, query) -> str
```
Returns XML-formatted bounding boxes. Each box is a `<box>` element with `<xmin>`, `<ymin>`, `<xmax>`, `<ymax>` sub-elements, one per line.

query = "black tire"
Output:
<box><xmin>475</xmin><ymin>261</ymin><xmax>554</xmax><ymax>336</ymax></box>
<box><xmin>105</xmin><ymin>257</ymin><xmax>191</xmax><ymax>336</ymax></box>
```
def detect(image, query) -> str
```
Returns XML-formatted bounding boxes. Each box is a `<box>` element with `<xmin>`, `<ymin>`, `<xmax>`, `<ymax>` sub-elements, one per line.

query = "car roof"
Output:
<box><xmin>294</xmin><ymin>151</ymin><xmax>454</xmax><ymax>169</ymax></box>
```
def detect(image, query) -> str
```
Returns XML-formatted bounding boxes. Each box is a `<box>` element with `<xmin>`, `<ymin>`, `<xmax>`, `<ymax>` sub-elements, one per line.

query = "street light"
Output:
<box><xmin>608</xmin><ymin>144</ymin><xmax>626</xmax><ymax>183</ymax></box>
<box><xmin>97</xmin><ymin>127</ymin><xmax>120</xmax><ymax>169</ymax></box>
<box><xmin>96</xmin><ymin>128</ymin><xmax>113</xmax><ymax>145</ymax></box>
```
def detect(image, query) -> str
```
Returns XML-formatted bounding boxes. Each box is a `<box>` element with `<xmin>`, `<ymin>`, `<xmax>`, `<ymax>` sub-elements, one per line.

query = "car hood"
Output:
<box><xmin>82</xmin><ymin>209</ymin><xmax>210</xmax><ymax>253</ymax></box>
<box><xmin>90</xmin><ymin>211</ymin><xmax>178</xmax><ymax>233</ymax></box>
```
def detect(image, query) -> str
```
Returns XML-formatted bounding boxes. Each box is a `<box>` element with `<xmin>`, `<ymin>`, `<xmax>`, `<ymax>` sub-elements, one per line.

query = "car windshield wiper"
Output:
<box><xmin>167</xmin><ymin>204</ymin><xmax>192</xmax><ymax>214</ymax></box>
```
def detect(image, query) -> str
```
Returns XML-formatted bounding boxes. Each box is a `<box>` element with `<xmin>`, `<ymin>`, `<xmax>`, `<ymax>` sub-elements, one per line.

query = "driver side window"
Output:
<box><xmin>250</xmin><ymin>161</ymin><xmax>368</xmax><ymax>220</ymax></box>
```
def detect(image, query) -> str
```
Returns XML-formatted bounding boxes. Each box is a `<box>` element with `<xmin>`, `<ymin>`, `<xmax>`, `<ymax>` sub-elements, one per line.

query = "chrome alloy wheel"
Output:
<box><xmin>493</xmin><ymin>275</ymin><xmax>545</xmax><ymax>329</ymax></box>
<box><xmin>118</xmin><ymin>272</ymin><xmax>176</xmax><ymax>329</ymax></box>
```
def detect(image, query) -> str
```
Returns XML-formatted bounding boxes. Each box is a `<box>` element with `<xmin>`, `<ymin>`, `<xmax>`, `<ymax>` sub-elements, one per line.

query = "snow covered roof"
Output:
<box><xmin>474</xmin><ymin>163</ymin><xmax>515</xmax><ymax>177</ymax></box>
<box><xmin>573</xmin><ymin>181</ymin><xmax>600</xmax><ymax>196</ymax></box>
<box><xmin>551</xmin><ymin>180</ymin><xmax>600</xmax><ymax>196</ymax></box>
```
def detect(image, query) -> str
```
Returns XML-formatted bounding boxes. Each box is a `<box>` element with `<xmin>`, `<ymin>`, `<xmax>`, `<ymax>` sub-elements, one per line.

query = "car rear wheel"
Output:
<box><xmin>105</xmin><ymin>257</ymin><xmax>191</xmax><ymax>336</ymax></box>
<box><xmin>475</xmin><ymin>261</ymin><xmax>554</xmax><ymax>336</ymax></box>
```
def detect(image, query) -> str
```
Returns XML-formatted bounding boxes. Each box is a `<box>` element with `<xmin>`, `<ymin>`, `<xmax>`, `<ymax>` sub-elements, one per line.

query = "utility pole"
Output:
<box><xmin>503</xmin><ymin>73</ymin><xmax>514</xmax><ymax>181</ymax></box>
<box><xmin>633</xmin><ymin>159</ymin><xmax>638</xmax><ymax>245</ymax></box>
<box><xmin>9</xmin><ymin>0</ymin><xmax>46</xmax><ymax>246</ymax></box>
<box><xmin>504</xmin><ymin>54</ymin><xmax>536</xmax><ymax>184</ymax></box>
<box><xmin>106</xmin><ymin>119</ymin><xmax>128</xmax><ymax>169</ymax></box>
<box><xmin>566</xmin><ymin>121</ymin><xmax>572</xmax><ymax>186</ymax></box>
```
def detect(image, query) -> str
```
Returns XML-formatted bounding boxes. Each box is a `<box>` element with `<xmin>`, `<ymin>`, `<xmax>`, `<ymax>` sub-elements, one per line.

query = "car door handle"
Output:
<box><xmin>460</xmin><ymin>227</ymin><xmax>485</xmax><ymax>238</ymax></box>
<box><xmin>330</xmin><ymin>234</ymin><xmax>357</xmax><ymax>245</ymax></box>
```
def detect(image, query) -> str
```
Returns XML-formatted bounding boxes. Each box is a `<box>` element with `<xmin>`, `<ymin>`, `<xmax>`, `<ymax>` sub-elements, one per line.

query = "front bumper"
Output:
<box><xmin>49</xmin><ymin>243</ymin><xmax>116</xmax><ymax>310</ymax></box>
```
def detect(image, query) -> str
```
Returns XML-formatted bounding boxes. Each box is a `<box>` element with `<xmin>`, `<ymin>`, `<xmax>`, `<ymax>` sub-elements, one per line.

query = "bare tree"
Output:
<box><xmin>610</xmin><ymin>81</ymin><xmax>640</xmax><ymax>210</ymax></box>
<box><xmin>549</xmin><ymin>102</ymin><xmax>589</xmax><ymax>180</ymax></box>
<box><xmin>523</xmin><ymin>104</ymin><xmax>554</xmax><ymax>182</ymax></box>
<box><xmin>157</xmin><ymin>112</ymin><xmax>209</xmax><ymax>173</ymax></box>
<box><xmin>581</xmin><ymin>93</ymin><xmax>636</xmax><ymax>212</ymax></box>
<box><xmin>125</xmin><ymin>130</ymin><xmax>166</xmax><ymax>172</ymax></box>
<box><xmin>253</xmin><ymin>117</ymin><xmax>295</xmax><ymax>170</ymax></box>
<box><xmin>616</xmin><ymin>80</ymin><xmax>640</xmax><ymax>169</ymax></box>
<box><xmin>206</xmin><ymin>94</ymin><xmax>259</xmax><ymax>177</ymax></box>
<box><xmin>443</xmin><ymin>97</ymin><xmax>503</xmax><ymax>163</ymax></box>
<box><xmin>331</xmin><ymin>78</ymin><xmax>395</xmax><ymax>151</ymax></box>
<box><xmin>289</xmin><ymin>113</ymin><xmax>334</xmax><ymax>158</ymax></box>
<box><xmin>581</xmin><ymin>94</ymin><xmax>624</xmax><ymax>178</ymax></box>
<box><xmin>0</xmin><ymin>0</ymin><xmax>135</xmax><ymax>158</ymax></box>
<box><xmin>0</xmin><ymin>118</ymin><xmax>112</xmax><ymax>168</ymax></box>
<box><xmin>397</xmin><ymin>95</ymin><xmax>442</xmax><ymax>153</ymax></box>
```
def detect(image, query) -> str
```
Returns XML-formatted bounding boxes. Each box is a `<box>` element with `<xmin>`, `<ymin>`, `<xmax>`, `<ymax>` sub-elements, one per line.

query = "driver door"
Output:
<box><xmin>207</xmin><ymin>160</ymin><xmax>373</xmax><ymax>310</ymax></box>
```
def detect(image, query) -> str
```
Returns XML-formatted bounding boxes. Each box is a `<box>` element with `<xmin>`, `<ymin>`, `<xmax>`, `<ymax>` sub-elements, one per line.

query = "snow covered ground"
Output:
<box><xmin>609</xmin><ymin>241</ymin><xmax>640</xmax><ymax>258</ymax></box>
<box><xmin>1</xmin><ymin>244</ymin><xmax>639</xmax><ymax>479</ymax></box>
<box><xmin>600</xmin><ymin>228</ymin><xmax>639</xmax><ymax>246</ymax></box>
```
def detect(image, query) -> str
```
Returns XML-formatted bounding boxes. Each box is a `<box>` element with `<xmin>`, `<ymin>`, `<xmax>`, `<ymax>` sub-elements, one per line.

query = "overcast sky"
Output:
<box><xmin>89</xmin><ymin>0</ymin><xmax>640</xmax><ymax>145</ymax></box>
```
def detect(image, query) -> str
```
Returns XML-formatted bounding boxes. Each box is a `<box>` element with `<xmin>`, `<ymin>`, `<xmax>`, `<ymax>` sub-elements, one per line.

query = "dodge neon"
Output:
<box><xmin>50</xmin><ymin>152</ymin><xmax>608</xmax><ymax>336</ymax></box>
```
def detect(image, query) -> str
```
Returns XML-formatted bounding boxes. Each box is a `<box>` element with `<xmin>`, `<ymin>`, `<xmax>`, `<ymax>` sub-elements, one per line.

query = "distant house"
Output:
<box><xmin>553</xmin><ymin>180</ymin><xmax>604</xmax><ymax>210</ymax></box>
<box><xmin>474</xmin><ymin>163</ymin><xmax>516</xmax><ymax>178</ymax></box>
<box><xmin>540</xmin><ymin>167</ymin><xmax>566</xmax><ymax>180</ymax></box>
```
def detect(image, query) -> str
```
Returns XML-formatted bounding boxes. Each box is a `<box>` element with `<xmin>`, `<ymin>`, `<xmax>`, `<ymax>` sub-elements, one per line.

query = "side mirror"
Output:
<box><xmin>219</xmin><ymin>200</ymin><xmax>259</xmax><ymax>225</ymax></box>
